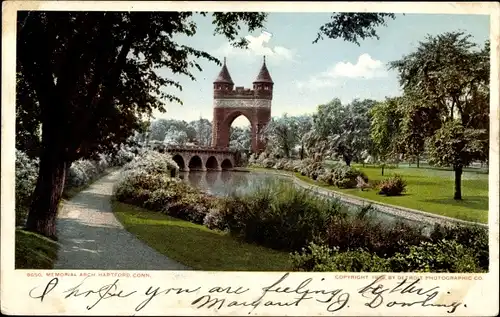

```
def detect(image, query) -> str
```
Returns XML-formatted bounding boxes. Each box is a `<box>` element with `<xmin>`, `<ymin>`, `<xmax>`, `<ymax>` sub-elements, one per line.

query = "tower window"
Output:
<box><xmin>264</xmin><ymin>86</ymin><xmax>269</xmax><ymax>90</ymax></box>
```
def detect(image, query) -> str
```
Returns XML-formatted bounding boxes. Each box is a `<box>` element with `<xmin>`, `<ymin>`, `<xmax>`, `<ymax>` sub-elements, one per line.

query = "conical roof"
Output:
<box><xmin>214</xmin><ymin>58</ymin><xmax>234</xmax><ymax>84</ymax></box>
<box><xmin>253</xmin><ymin>57</ymin><xmax>273</xmax><ymax>84</ymax></box>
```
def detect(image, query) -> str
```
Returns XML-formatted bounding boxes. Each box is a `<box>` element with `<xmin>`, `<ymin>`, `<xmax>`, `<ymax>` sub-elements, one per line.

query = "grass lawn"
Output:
<box><xmin>15</xmin><ymin>229</ymin><xmax>59</xmax><ymax>269</ymax></box>
<box><xmin>297</xmin><ymin>164</ymin><xmax>488</xmax><ymax>224</ymax></box>
<box><xmin>112</xmin><ymin>201</ymin><xmax>292</xmax><ymax>271</ymax></box>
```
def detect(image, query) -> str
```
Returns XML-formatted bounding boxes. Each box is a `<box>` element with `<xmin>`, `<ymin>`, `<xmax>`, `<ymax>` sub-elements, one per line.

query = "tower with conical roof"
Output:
<box><xmin>252</xmin><ymin>56</ymin><xmax>274</xmax><ymax>100</ymax></box>
<box><xmin>213</xmin><ymin>57</ymin><xmax>234</xmax><ymax>97</ymax></box>
<box><xmin>211</xmin><ymin>57</ymin><xmax>273</xmax><ymax>153</ymax></box>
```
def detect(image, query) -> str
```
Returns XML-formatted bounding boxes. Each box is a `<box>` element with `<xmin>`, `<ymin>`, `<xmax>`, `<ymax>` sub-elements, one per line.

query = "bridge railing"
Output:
<box><xmin>164</xmin><ymin>145</ymin><xmax>238</xmax><ymax>153</ymax></box>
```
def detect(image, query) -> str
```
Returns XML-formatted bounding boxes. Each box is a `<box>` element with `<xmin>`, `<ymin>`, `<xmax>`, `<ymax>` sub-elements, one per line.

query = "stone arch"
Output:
<box><xmin>221</xmin><ymin>158</ymin><xmax>233</xmax><ymax>170</ymax></box>
<box><xmin>205</xmin><ymin>156</ymin><xmax>219</xmax><ymax>170</ymax></box>
<box><xmin>212</xmin><ymin>107</ymin><xmax>271</xmax><ymax>153</ymax></box>
<box><xmin>172</xmin><ymin>154</ymin><xmax>186</xmax><ymax>170</ymax></box>
<box><xmin>188</xmin><ymin>155</ymin><xmax>203</xmax><ymax>171</ymax></box>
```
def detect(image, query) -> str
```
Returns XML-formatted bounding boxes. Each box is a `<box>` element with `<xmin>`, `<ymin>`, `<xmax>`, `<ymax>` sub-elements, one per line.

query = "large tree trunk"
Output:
<box><xmin>25</xmin><ymin>147</ymin><xmax>68</xmax><ymax>239</ymax></box>
<box><xmin>453</xmin><ymin>166</ymin><xmax>463</xmax><ymax>200</ymax></box>
<box><xmin>343</xmin><ymin>154</ymin><xmax>351</xmax><ymax>167</ymax></box>
<box><xmin>416</xmin><ymin>155</ymin><xmax>420</xmax><ymax>168</ymax></box>
<box><xmin>381</xmin><ymin>163</ymin><xmax>385</xmax><ymax>176</ymax></box>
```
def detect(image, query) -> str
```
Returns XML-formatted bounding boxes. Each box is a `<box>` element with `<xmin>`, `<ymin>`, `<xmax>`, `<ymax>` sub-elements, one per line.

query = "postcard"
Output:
<box><xmin>2</xmin><ymin>1</ymin><xmax>499</xmax><ymax>316</ymax></box>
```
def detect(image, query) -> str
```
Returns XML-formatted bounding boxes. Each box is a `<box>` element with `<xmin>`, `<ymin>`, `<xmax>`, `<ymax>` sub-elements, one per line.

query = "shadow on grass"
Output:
<box><xmin>407</xmin><ymin>180</ymin><xmax>444</xmax><ymax>186</ymax></box>
<box><xmin>15</xmin><ymin>229</ymin><xmax>59</xmax><ymax>269</ymax></box>
<box><xmin>422</xmin><ymin>196</ymin><xmax>488</xmax><ymax>211</ymax></box>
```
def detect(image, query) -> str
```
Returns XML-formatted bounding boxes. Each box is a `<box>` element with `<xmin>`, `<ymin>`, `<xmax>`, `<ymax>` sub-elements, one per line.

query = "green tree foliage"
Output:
<box><xmin>229</xmin><ymin>126</ymin><xmax>252</xmax><ymax>151</ymax></box>
<box><xmin>396</xmin><ymin>92</ymin><xmax>441</xmax><ymax>167</ymax></box>
<box><xmin>264</xmin><ymin>114</ymin><xmax>300</xmax><ymax>158</ymax></box>
<box><xmin>311</xmin><ymin>98</ymin><xmax>376</xmax><ymax>166</ymax></box>
<box><xmin>189</xmin><ymin>118</ymin><xmax>212</xmax><ymax>146</ymax></box>
<box><xmin>389</xmin><ymin>32</ymin><xmax>489</xmax><ymax>200</ymax></box>
<box><xmin>313</xmin><ymin>13</ymin><xmax>396</xmax><ymax>45</ymax></box>
<box><xmin>295</xmin><ymin>115</ymin><xmax>314</xmax><ymax>159</ymax></box>
<box><xmin>369</xmin><ymin>97</ymin><xmax>402</xmax><ymax>175</ymax></box>
<box><xmin>17</xmin><ymin>10</ymin><xmax>398</xmax><ymax>237</ymax></box>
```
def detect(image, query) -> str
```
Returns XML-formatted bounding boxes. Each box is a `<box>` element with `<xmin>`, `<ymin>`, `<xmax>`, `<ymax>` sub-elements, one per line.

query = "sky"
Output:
<box><xmin>154</xmin><ymin>13</ymin><xmax>489</xmax><ymax>127</ymax></box>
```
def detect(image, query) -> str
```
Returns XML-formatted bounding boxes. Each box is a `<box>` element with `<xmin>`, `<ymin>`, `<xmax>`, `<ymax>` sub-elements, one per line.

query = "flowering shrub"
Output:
<box><xmin>377</xmin><ymin>174</ymin><xmax>407</xmax><ymax>196</ymax></box>
<box><xmin>291</xmin><ymin>243</ymin><xmax>390</xmax><ymax>272</ymax></box>
<box><xmin>299</xmin><ymin>160</ymin><xmax>324</xmax><ymax>180</ymax></box>
<box><xmin>389</xmin><ymin>240</ymin><xmax>483</xmax><ymax>273</ymax></box>
<box><xmin>110</xmin><ymin>144</ymin><xmax>138</xmax><ymax>166</ymax></box>
<box><xmin>291</xmin><ymin>239</ymin><xmax>483</xmax><ymax>273</ymax></box>
<box><xmin>273</xmin><ymin>159</ymin><xmax>287</xmax><ymax>170</ymax></box>
<box><xmin>317</xmin><ymin>165</ymin><xmax>369</xmax><ymax>189</ymax></box>
<box><xmin>122</xmin><ymin>150</ymin><xmax>179</xmax><ymax>177</ymax></box>
<box><xmin>248</xmin><ymin>153</ymin><xmax>258</xmax><ymax>165</ymax></box>
<box><xmin>203</xmin><ymin>208</ymin><xmax>226</xmax><ymax>231</ymax></box>
<box><xmin>261</xmin><ymin>157</ymin><xmax>276</xmax><ymax>169</ymax></box>
<box><xmin>113</xmin><ymin>151</ymin><xmax>214</xmax><ymax>224</ymax></box>
<box><xmin>65</xmin><ymin>158</ymin><xmax>107</xmax><ymax>188</ymax></box>
<box><xmin>15</xmin><ymin>150</ymin><xmax>39</xmax><ymax>226</ymax></box>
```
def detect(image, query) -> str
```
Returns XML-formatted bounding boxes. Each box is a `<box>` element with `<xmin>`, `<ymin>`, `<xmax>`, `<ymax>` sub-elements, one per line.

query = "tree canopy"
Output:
<box><xmin>311</xmin><ymin>98</ymin><xmax>376</xmax><ymax>166</ymax></box>
<box><xmin>389</xmin><ymin>32</ymin><xmax>489</xmax><ymax>199</ymax></box>
<box><xmin>369</xmin><ymin>97</ymin><xmax>402</xmax><ymax>174</ymax></box>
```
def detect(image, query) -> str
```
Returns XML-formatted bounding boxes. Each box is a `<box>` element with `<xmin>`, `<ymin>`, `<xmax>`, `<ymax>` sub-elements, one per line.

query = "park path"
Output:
<box><xmin>54</xmin><ymin>170</ymin><xmax>190</xmax><ymax>270</ymax></box>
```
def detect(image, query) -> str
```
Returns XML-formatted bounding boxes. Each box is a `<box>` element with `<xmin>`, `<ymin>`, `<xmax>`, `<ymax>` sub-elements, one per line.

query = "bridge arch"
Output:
<box><xmin>205</xmin><ymin>156</ymin><xmax>219</xmax><ymax>170</ymax></box>
<box><xmin>188</xmin><ymin>155</ymin><xmax>203</xmax><ymax>171</ymax></box>
<box><xmin>221</xmin><ymin>158</ymin><xmax>233</xmax><ymax>170</ymax></box>
<box><xmin>172</xmin><ymin>154</ymin><xmax>186</xmax><ymax>170</ymax></box>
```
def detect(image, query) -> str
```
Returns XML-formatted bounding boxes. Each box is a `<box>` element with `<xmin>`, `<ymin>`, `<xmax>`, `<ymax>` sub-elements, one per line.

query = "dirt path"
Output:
<box><xmin>54</xmin><ymin>170</ymin><xmax>190</xmax><ymax>270</ymax></box>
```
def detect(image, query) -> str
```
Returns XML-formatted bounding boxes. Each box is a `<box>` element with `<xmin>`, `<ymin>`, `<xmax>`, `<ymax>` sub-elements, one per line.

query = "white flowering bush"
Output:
<box><xmin>65</xmin><ymin>154</ymin><xmax>110</xmax><ymax>188</ymax></box>
<box><xmin>273</xmin><ymin>158</ymin><xmax>287</xmax><ymax>170</ymax></box>
<box><xmin>122</xmin><ymin>150</ymin><xmax>179</xmax><ymax>177</ymax></box>
<box><xmin>110</xmin><ymin>144</ymin><xmax>138</xmax><ymax>166</ymax></box>
<box><xmin>261</xmin><ymin>157</ymin><xmax>276</xmax><ymax>169</ymax></box>
<box><xmin>257</xmin><ymin>152</ymin><xmax>268</xmax><ymax>162</ymax></box>
<box><xmin>248</xmin><ymin>153</ymin><xmax>258</xmax><ymax>165</ymax></box>
<box><xmin>15</xmin><ymin>150</ymin><xmax>39</xmax><ymax>225</ymax></box>
<box><xmin>114</xmin><ymin>151</ymin><xmax>216</xmax><ymax>224</ymax></box>
<box><xmin>203</xmin><ymin>208</ymin><xmax>226</xmax><ymax>231</ymax></box>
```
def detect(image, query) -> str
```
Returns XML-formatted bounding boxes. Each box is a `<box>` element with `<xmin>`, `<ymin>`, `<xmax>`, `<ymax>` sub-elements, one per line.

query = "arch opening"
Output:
<box><xmin>188</xmin><ymin>155</ymin><xmax>203</xmax><ymax>171</ymax></box>
<box><xmin>221</xmin><ymin>158</ymin><xmax>233</xmax><ymax>170</ymax></box>
<box><xmin>206</xmin><ymin>156</ymin><xmax>219</xmax><ymax>170</ymax></box>
<box><xmin>172</xmin><ymin>154</ymin><xmax>185</xmax><ymax>170</ymax></box>
<box><xmin>228</xmin><ymin>114</ymin><xmax>252</xmax><ymax>152</ymax></box>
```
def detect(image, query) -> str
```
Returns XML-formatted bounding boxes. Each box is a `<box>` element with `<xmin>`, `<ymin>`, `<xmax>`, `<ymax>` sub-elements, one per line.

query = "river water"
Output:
<box><xmin>179</xmin><ymin>170</ymin><xmax>433</xmax><ymax>233</ymax></box>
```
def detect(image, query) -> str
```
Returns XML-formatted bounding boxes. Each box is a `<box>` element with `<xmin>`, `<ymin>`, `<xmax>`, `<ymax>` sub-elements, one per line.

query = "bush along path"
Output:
<box><xmin>54</xmin><ymin>169</ymin><xmax>190</xmax><ymax>270</ymax></box>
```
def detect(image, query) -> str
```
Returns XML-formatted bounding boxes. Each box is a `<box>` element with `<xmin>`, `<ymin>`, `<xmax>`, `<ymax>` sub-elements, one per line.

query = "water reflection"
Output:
<box><xmin>179</xmin><ymin>171</ymin><xmax>433</xmax><ymax>234</ymax></box>
<box><xmin>179</xmin><ymin>171</ymin><xmax>274</xmax><ymax>197</ymax></box>
<box><xmin>187</xmin><ymin>171</ymin><xmax>203</xmax><ymax>187</ymax></box>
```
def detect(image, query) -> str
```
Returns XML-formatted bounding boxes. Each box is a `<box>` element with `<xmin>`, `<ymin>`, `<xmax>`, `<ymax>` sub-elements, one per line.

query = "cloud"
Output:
<box><xmin>215</xmin><ymin>31</ymin><xmax>296</xmax><ymax>62</ymax></box>
<box><xmin>325</xmin><ymin>54</ymin><xmax>388</xmax><ymax>79</ymax></box>
<box><xmin>295</xmin><ymin>54</ymin><xmax>388</xmax><ymax>90</ymax></box>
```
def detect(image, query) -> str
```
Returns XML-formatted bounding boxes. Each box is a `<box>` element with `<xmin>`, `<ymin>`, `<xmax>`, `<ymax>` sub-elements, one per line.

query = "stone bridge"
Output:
<box><xmin>162</xmin><ymin>145</ymin><xmax>237</xmax><ymax>172</ymax></box>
